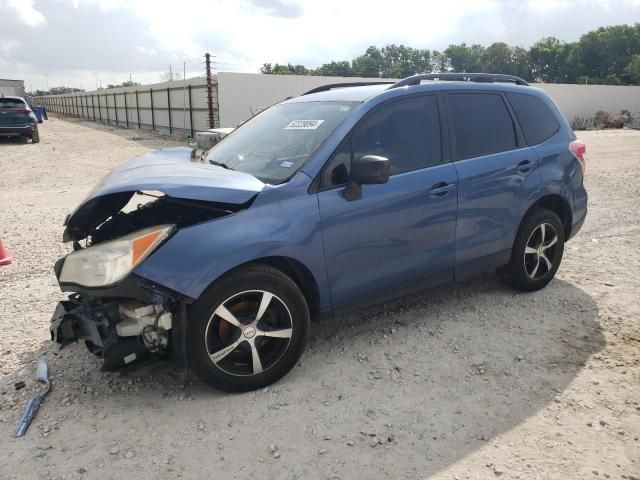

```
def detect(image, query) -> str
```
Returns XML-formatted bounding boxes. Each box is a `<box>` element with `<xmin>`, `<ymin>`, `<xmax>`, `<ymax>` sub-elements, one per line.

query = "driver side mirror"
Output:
<box><xmin>343</xmin><ymin>155</ymin><xmax>390</xmax><ymax>201</ymax></box>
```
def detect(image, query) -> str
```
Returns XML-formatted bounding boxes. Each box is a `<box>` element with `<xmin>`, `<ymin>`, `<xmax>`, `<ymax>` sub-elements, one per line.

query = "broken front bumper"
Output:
<box><xmin>50</xmin><ymin>298</ymin><xmax>106</xmax><ymax>351</ymax></box>
<box><xmin>50</xmin><ymin>275</ymin><xmax>190</xmax><ymax>370</ymax></box>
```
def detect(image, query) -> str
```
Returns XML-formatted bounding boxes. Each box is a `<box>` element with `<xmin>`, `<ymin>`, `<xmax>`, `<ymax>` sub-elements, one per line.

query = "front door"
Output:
<box><xmin>317</xmin><ymin>95</ymin><xmax>459</xmax><ymax>307</ymax></box>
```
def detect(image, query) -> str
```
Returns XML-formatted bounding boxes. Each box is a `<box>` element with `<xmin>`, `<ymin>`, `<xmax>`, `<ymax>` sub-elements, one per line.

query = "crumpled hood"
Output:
<box><xmin>63</xmin><ymin>147</ymin><xmax>264</xmax><ymax>241</ymax></box>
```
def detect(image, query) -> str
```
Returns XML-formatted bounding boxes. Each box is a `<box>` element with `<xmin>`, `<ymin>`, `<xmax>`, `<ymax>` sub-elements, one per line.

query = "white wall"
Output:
<box><xmin>534</xmin><ymin>83</ymin><xmax>640</xmax><ymax>120</ymax></box>
<box><xmin>37</xmin><ymin>73</ymin><xmax>640</xmax><ymax>133</ymax></box>
<box><xmin>0</xmin><ymin>79</ymin><xmax>25</xmax><ymax>97</ymax></box>
<box><xmin>217</xmin><ymin>73</ymin><xmax>640</xmax><ymax>127</ymax></box>
<box><xmin>217</xmin><ymin>73</ymin><xmax>396</xmax><ymax>127</ymax></box>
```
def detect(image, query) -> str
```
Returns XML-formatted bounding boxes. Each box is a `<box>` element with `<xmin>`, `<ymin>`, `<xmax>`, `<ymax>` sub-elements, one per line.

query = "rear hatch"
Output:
<box><xmin>0</xmin><ymin>98</ymin><xmax>31</xmax><ymax>126</ymax></box>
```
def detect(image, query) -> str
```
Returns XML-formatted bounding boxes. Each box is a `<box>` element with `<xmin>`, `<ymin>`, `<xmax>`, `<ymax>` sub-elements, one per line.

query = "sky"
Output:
<box><xmin>1</xmin><ymin>0</ymin><xmax>639</xmax><ymax>91</ymax></box>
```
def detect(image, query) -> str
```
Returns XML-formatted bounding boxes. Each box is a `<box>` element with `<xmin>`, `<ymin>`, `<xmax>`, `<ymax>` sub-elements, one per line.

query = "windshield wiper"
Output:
<box><xmin>209</xmin><ymin>160</ymin><xmax>234</xmax><ymax>170</ymax></box>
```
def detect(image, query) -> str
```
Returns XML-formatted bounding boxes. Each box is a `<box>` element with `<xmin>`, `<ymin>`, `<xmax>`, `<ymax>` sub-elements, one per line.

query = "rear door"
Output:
<box><xmin>317</xmin><ymin>94</ymin><xmax>459</xmax><ymax>307</ymax></box>
<box><xmin>446</xmin><ymin>91</ymin><xmax>542</xmax><ymax>278</ymax></box>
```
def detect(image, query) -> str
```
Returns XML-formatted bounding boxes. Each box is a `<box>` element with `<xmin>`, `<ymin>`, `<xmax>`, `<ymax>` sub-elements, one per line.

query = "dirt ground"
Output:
<box><xmin>0</xmin><ymin>118</ymin><xmax>638</xmax><ymax>480</ymax></box>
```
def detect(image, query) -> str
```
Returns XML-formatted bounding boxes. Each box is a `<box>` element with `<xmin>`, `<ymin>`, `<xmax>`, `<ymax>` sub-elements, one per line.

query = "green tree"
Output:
<box><xmin>530</xmin><ymin>37</ymin><xmax>581</xmax><ymax>82</ymax></box>
<box><xmin>259</xmin><ymin>23</ymin><xmax>640</xmax><ymax>85</ymax></box>
<box><xmin>577</xmin><ymin>24</ymin><xmax>640</xmax><ymax>83</ymax></box>
<box><xmin>352</xmin><ymin>46</ymin><xmax>384</xmax><ymax>77</ymax></box>
<box><xmin>623</xmin><ymin>55</ymin><xmax>640</xmax><ymax>84</ymax></box>
<box><xmin>106</xmin><ymin>80</ymin><xmax>141</xmax><ymax>89</ymax></box>
<box><xmin>261</xmin><ymin>63</ymin><xmax>310</xmax><ymax>75</ymax></box>
<box><xmin>444</xmin><ymin>43</ymin><xmax>485</xmax><ymax>72</ymax></box>
<box><xmin>312</xmin><ymin>61</ymin><xmax>354</xmax><ymax>77</ymax></box>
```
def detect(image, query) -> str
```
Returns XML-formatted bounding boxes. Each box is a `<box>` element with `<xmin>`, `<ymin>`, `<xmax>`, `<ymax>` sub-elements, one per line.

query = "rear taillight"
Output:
<box><xmin>569</xmin><ymin>139</ymin><xmax>586</xmax><ymax>173</ymax></box>
<box><xmin>0</xmin><ymin>109</ymin><xmax>31</xmax><ymax>114</ymax></box>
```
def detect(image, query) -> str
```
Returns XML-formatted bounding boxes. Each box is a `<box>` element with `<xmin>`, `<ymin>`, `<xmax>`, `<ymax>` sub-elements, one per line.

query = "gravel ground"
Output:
<box><xmin>0</xmin><ymin>118</ymin><xmax>638</xmax><ymax>480</ymax></box>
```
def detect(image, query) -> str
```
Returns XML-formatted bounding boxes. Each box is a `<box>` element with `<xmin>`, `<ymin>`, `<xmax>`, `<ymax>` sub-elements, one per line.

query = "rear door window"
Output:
<box><xmin>507</xmin><ymin>93</ymin><xmax>560</xmax><ymax>145</ymax></box>
<box><xmin>448</xmin><ymin>93</ymin><xmax>517</xmax><ymax>160</ymax></box>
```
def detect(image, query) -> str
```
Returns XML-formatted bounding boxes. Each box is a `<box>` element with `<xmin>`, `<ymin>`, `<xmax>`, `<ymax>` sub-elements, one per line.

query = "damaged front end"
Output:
<box><xmin>50</xmin><ymin>147</ymin><xmax>264</xmax><ymax>371</ymax></box>
<box><xmin>51</xmin><ymin>294</ymin><xmax>182</xmax><ymax>371</ymax></box>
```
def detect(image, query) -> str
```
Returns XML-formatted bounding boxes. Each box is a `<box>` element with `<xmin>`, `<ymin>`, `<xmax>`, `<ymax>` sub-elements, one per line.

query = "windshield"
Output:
<box><xmin>205</xmin><ymin>101</ymin><xmax>357</xmax><ymax>184</ymax></box>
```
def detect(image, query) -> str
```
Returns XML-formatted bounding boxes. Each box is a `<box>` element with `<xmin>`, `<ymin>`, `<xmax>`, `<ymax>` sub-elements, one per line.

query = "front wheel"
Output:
<box><xmin>498</xmin><ymin>208</ymin><xmax>565</xmax><ymax>292</ymax></box>
<box><xmin>187</xmin><ymin>265</ymin><xmax>310</xmax><ymax>392</ymax></box>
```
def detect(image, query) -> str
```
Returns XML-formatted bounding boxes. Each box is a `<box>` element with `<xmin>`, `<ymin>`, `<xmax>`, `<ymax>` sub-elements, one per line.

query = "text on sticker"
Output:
<box><xmin>285</xmin><ymin>120</ymin><xmax>325</xmax><ymax>130</ymax></box>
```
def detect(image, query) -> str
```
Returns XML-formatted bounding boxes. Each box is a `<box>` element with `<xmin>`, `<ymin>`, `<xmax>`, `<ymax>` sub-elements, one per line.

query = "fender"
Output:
<box><xmin>135</xmin><ymin>174</ymin><xmax>332</xmax><ymax>309</ymax></box>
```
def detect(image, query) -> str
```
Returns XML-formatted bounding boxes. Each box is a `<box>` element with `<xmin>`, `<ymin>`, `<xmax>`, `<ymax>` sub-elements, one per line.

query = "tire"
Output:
<box><xmin>187</xmin><ymin>264</ymin><xmax>310</xmax><ymax>392</ymax></box>
<box><xmin>31</xmin><ymin>127</ymin><xmax>40</xmax><ymax>144</ymax></box>
<box><xmin>498</xmin><ymin>208</ymin><xmax>565</xmax><ymax>292</ymax></box>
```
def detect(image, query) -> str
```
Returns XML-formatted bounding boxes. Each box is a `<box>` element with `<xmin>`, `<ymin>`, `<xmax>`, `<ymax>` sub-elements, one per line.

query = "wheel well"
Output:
<box><xmin>528</xmin><ymin>195</ymin><xmax>572</xmax><ymax>237</ymax></box>
<box><xmin>244</xmin><ymin>256</ymin><xmax>321</xmax><ymax>322</ymax></box>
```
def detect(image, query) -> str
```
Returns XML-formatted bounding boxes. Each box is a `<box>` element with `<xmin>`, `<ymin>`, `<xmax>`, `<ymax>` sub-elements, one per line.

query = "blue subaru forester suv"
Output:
<box><xmin>51</xmin><ymin>73</ymin><xmax>587</xmax><ymax>392</ymax></box>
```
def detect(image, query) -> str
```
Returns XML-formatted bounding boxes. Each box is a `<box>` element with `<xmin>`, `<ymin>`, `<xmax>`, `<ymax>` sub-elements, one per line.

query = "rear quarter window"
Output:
<box><xmin>507</xmin><ymin>93</ymin><xmax>560</xmax><ymax>145</ymax></box>
<box><xmin>448</xmin><ymin>93</ymin><xmax>517</xmax><ymax>160</ymax></box>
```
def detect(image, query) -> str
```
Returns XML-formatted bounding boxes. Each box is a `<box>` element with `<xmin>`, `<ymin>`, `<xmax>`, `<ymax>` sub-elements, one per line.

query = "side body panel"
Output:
<box><xmin>134</xmin><ymin>173</ymin><xmax>333</xmax><ymax>308</ymax></box>
<box><xmin>531</xmin><ymin>94</ymin><xmax>588</xmax><ymax>239</ymax></box>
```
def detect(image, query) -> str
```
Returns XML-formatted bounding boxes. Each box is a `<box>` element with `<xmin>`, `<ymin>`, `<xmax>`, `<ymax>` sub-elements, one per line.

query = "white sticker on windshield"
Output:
<box><xmin>280</xmin><ymin>160</ymin><xmax>294</xmax><ymax>168</ymax></box>
<box><xmin>285</xmin><ymin>119</ymin><xmax>325</xmax><ymax>130</ymax></box>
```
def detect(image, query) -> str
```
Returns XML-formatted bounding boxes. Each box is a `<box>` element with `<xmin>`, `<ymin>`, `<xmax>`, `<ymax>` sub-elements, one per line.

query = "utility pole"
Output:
<box><xmin>95</xmin><ymin>72</ymin><xmax>98</xmax><ymax>90</ymax></box>
<box><xmin>45</xmin><ymin>73</ymin><xmax>49</xmax><ymax>91</ymax></box>
<box><xmin>183</xmin><ymin>61</ymin><xmax>187</xmax><ymax>134</ymax></box>
<box><xmin>205</xmin><ymin>53</ymin><xmax>214</xmax><ymax>129</ymax></box>
<box><xmin>169</xmin><ymin>65</ymin><xmax>173</xmax><ymax>82</ymax></box>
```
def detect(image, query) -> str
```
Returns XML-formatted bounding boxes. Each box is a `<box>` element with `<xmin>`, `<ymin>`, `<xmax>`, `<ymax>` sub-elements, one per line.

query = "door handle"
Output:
<box><xmin>429</xmin><ymin>182</ymin><xmax>456</xmax><ymax>196</ymax></box>
<box><xmin>517</xmin><ymin>159</ymin><xmax>533</xmax><ymax>173</ymax></box>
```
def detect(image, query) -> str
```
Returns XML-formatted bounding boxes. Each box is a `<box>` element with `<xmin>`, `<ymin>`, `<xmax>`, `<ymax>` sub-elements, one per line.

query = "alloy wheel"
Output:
<box><xmin>204</xmin><ymin>290</ymin><xmax>293</xmax><ymax>376</ymax></box>
<box><xmin>523</xmin><ymin>222</ymin><xmax>559</xmax><ymax>280</ymax></box>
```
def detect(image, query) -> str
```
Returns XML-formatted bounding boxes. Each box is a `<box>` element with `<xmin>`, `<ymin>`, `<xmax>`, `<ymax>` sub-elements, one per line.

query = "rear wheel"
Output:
<box><xmin>498</xmin><ymin>208</ymin><xmax>565</xmax><ymax>291</ymax></box>
<box><xmin>31</xmin><ymin>127</ymin><xmax>40</xmax><ymax>144</ymax></box>
<box><xmin>187</xmin><ymin>265</ymin><xmax>310</xmax><ymax>392</ymax></box>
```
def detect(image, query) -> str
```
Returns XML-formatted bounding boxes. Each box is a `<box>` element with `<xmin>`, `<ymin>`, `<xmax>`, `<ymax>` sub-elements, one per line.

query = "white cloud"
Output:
<box><xmin>4</xmin><ymin>0</ymin><xmax>47</xmax><ymax>27</ymax></box>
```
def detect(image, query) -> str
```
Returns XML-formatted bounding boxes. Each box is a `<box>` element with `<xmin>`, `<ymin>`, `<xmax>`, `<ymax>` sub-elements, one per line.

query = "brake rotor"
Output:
<box><xmin>217</xmin><ymin>300</ymin><xmax>254</xmax><ymax>342</ymax></box>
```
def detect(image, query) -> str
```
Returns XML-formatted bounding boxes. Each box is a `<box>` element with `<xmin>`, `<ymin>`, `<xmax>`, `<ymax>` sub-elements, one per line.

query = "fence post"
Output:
<box><xmin>188</xmin><ymin>84</ymin><xmax>194</xmax><ymax>138</ymax></box>
<box><xmin>91</xmin><ymin>95</ymin><xmax>96</xmax><ymax>120</ymax></box>
<box><xmin>167</xmin><ymin>87</ymin><xmax>172</xmax><ymax>134</ymax></box>
<box><xmin>124</xmin><ymin>92</ymin><xmax>129</xmax><ymax>128</ymax></box>
<box><xmin>113</xmin><ymin>92</ymin><xmax>118</xmax><ymax>126</ymax></box>
<box><xmin>135</xmin><ymin>90</ymin><xmax>140</xmax><ymax>128</ymax></box>
<box><xmin>205</xmin><ymin>52</ymin><xmax>215</xmax><ymax>129</ymax></box>
<box><xmin>150</xmin><ymin>89</ymin><xmax>155</xmax><ymax>131</ymax></box>
<box><xmin>97</xmin><ymin>95</ymin><xmax>102</xmax><ymax>121</ymax></box>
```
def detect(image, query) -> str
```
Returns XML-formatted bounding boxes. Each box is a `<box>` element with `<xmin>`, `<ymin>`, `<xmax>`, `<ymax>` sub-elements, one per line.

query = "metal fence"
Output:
<box><xmin>30</xmin><ymin>77</ymin><xmax>218</xmax><ymax>137</ymax></box>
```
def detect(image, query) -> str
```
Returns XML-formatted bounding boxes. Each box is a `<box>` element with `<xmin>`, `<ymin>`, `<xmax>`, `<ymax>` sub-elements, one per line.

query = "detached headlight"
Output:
<box><xmin>59</xmin><ymin>225</ymin><xmax>174</xmax><ymax>287</ymax></box>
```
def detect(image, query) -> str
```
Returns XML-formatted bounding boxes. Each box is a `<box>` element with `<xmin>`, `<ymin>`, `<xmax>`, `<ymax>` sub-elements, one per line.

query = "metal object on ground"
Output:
<box><xmin>15</xmin><ymin>358</ymin><xmax>51</xmax><ymax>437</ymax></box>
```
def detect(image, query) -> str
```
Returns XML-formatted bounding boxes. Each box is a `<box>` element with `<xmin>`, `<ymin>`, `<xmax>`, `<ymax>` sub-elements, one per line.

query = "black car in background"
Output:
<box><xmin>0</xmin><ymin>96</ymin><xmax>39</xmax><ymax>143</ymax></box>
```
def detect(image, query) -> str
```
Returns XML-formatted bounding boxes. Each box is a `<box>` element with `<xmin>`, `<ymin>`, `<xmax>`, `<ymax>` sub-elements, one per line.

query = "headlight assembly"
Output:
<box><xmin>59</xmin><ymin>225</ymin><xmax>174</xmax><ymax>287</ymax></box>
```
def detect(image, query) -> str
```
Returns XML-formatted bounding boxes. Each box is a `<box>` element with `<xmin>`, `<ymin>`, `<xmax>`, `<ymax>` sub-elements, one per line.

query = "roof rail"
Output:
<box><xmin>302</xmin><ymin>81</ymin><xmax>394</xmax><ymax>96</ymax></box>
<box><xmin>389</xmin><ymin>73</ymin><xmax>529</xmax><ymax>89</ymax></box>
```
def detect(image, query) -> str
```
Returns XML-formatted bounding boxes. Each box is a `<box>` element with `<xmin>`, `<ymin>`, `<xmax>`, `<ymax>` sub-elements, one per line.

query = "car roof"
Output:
<box><xmin>288</xmin><ymin>81</ymin><xmax>540</xmax><ymax>104</ymax></box>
